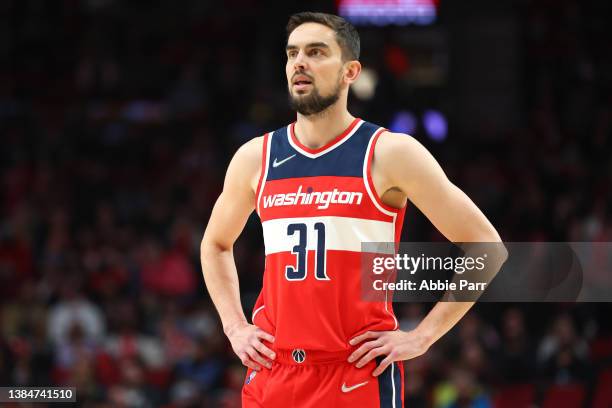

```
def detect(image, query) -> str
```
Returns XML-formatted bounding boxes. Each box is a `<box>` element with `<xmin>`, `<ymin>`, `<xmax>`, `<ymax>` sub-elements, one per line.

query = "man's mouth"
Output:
<box><xmin>293</xmin><ymin>81</ymin><xmax>312</xmax><ymax>91</ymax></box>
<box><xmin>293</xmin><ymin>78</ymin><xmax>313</xmax><ymax>92</ymax></box>
<box><xmin>292</xmin><ymin>74</ymin><xmax>313</xmax><ymax>89</ymax></box>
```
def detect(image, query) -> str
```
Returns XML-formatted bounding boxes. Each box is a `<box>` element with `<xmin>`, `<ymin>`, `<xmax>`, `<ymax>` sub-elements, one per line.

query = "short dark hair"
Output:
<box><xmin>286</xmin><ymin>12</ymin><xmax>360</xmax><ymax>61</ymax></box>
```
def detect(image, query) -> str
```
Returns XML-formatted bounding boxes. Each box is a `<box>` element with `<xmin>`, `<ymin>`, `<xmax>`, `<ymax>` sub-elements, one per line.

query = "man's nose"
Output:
<box><xmin>293</xmin><ymin>51</ymin><xmax>307</xmax><ymax>70</ymax></box>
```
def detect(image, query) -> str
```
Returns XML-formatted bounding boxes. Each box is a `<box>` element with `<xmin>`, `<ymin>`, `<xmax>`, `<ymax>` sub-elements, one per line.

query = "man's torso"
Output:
<box><xmin>251</xmin><ymin>118</ymin><xmax>406</xmax><ymax>351</ymax></box>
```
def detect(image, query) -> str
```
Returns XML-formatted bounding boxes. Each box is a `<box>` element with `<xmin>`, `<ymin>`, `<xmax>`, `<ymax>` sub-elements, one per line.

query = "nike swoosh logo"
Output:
<box><xmin>272</xmin><ymin>154</ymin><xmax>296</xmax><ymax>167</ymax></box>
<box><xmin>341</xmin><ymin>381</ymin><xmax>369</xmax><ymax>393</ymax></box>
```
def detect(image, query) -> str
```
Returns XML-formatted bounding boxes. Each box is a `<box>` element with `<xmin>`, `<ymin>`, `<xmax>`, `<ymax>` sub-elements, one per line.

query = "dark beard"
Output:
<box><xmin>288</xmin><ymin>83</ymin><xmax>341</xmax><ymax>116</ymax></box>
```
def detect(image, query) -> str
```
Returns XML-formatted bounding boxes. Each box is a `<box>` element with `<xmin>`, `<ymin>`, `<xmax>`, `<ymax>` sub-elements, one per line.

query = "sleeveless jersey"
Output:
<box><xmin>251</xmin><ymin>118</ymin><xmax>406</xmax><ymax>352</ymax></box>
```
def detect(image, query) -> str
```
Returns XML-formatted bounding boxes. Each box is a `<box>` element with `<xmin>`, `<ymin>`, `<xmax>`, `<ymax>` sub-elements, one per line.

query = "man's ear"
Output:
<box><xmin>343</xmin><ymin>60</ymin><xmax>362</xmax><ymax>84</ymax></box>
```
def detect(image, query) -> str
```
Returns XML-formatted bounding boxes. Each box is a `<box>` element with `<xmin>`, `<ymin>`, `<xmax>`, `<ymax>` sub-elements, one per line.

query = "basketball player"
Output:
<box><xmin>201</xmin><ymin>12</ymin><xmax>506</xmax><ymax>407</ymax></box>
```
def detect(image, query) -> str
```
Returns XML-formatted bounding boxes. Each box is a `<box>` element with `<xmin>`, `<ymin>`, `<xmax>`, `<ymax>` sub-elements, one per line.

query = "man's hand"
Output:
<box><xmin>347</xmin><ymin>330</ymin><xmax>431</xmax><ymax>376</ymax></box>
<box><xmin>225</xmin><ymin>321</ymin><xmax>276</xmax><ymax>371</ymax></box>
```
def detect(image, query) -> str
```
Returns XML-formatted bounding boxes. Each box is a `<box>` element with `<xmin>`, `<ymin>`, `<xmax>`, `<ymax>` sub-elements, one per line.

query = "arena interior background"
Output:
<box><xmin>1</xmin><ymin>0</ymin><xmax>612</xmax><ymax>407</ymax></box>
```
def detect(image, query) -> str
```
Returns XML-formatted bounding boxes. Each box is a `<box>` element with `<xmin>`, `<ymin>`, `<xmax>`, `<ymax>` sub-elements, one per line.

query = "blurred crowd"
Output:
<box><xmin>1</xmin><ymin>0</ymin><xmax>612</xmax><ymax>407</ymax></box>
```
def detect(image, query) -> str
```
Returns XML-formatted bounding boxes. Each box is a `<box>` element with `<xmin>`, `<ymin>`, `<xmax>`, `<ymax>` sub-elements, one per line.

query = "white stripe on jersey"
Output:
<box><xmin>262</xmin><ymin>216</ymin><xmax>395</xmax><ymax>255</ymax></box>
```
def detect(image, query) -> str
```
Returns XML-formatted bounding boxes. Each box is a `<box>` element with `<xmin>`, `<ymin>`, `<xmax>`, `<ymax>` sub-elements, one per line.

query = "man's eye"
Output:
<box><xmin>288</xmin><ymin>51</ymin><xmax>297</xmax><ymax>58</ymax></box>
<box><xmin>310</xmin><ymin>49</ymin><xmax>321</xmax><ymax>56</ymax></box>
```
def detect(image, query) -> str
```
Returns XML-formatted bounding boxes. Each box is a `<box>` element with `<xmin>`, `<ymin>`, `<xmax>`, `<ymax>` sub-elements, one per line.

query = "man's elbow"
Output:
<box><xmin>490</xmin><ymin>230</ymin><xmax>508</xmax><ymax>264</ymax></box>
<box><xmin>497</xmin><ymin>243</ymin><xmax>509</xmax><ymax>266</ymax></box>
<box><xmin>486</xmin><ymin>239</ymin><xmax>508</xmax><ymax>269</ymax></box>
<box><xmin>501</xmin><ymin>242</ymin><xmax>509</xmax><ymax>261</ymax></box>
<box><xmin>466</xmin><ymin>231</ymin><xmax>508</xmax><ymax>268</ymax></box>
<box><xmin>200</xmin><ymin>237</ymin><xmax>229</xmax><ymax>259</ymax></box>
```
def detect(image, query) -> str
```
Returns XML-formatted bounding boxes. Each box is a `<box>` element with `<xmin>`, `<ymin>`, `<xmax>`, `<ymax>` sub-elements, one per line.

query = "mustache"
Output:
<box><xmin>292</xmin><ymin>71</ymin><xmax>314</xmax><ymax>82</ymax></box>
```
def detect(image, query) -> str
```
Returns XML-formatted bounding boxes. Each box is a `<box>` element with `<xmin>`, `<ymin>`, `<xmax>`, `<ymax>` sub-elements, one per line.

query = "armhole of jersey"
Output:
<box><xmin>252</xmin><ymin>304</ymin><xmax>265</xmax><ymax>322</ymax></box>
<box><xmin>255</xmin><ymin>132</ymin><xmax>272</xmax><ymax>215</ymax></box>
<box><xmin>364</xmin><ymin>127</ymin><xmax>402</xmax><ymax>216</ymax></box>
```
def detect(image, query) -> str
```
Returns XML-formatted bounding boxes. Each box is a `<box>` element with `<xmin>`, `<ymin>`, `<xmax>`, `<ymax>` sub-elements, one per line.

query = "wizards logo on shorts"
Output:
<box><xmin>245</xmin><ymin>370</ymin><xmax>257</xmax><ymax>385</ymax></box>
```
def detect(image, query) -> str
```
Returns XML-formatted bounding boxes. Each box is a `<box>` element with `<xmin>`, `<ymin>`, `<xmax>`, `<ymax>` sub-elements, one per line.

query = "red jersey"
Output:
<box><xmin>251</xmin><ymin>118</ymin><xmax>406</xmax><ymax>352</ymax></box>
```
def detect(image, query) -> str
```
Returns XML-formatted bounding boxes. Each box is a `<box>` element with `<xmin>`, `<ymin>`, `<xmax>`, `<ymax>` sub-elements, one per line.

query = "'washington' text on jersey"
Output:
<box><xmin>262</xmin><ymin>185</ymin><xmax>363</xmax><ymax>210</ymax></box>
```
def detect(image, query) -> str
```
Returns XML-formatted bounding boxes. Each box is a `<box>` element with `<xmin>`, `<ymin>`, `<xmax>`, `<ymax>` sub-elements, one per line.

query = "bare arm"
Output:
<box><xmin>349</xmin><ymin>132</ymin><xmax>507</xmax><ymax>375</ymax></box>
<box><xmin>201</xmin><ymin>136</ymin><xmax>275</xmax><ymax>371</ymax></box>
<box><xmin>379</xmin><ymin>132</ymin><xmax>506</xmax><ymax>340</ymax></box>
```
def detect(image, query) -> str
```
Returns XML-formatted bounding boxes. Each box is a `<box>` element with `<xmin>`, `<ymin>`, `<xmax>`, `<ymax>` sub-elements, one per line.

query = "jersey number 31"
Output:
<box><xmin>285</xmin><ymin>222</ymin><xmax>329</xmax><ymax>281</ymax></box>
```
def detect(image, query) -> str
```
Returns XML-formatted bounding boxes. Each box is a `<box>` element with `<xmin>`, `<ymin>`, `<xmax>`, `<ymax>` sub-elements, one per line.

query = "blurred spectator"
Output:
<box><xmin>175</xmin><ymin>335</ymin><xmax>225</xmax><ymax>393</ymax></box>
<box><xmin>47</xmin><ymin>281</ymin><xmax>106</xmax><ymax>347</ymax></box>
<box><xmin>104</xmin><ymin>300</ymin><xmax>166</xmax><ymax>369</ymax></box>
<box><xmin>495</xmin><ymin>307</ymin><xmax>536</xmax><ymax>383</ymax></box>
<box><xmin>433</xmin><ymin>366</ymin><xmax>491</xmax><ymax>408</ymax></box>
<box><xmin>107</xmin><ymin>357</ymin><xmax>158</xmax><ymax>408</ymax></box>
<box><xmin>136</xmin><ymin>239</ymin><xmax>197</xmax><ymax>298</ymax></box>
<box><xmin>537</xmin><ymin>314</ymin><xmax>590</xmax><ymax>384</ymax></box>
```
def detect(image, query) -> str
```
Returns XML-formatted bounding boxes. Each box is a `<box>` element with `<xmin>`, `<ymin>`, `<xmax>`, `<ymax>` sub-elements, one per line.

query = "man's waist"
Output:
<box><xmin>271</xmin><ymin>346</ymin><xmax>355</xmax><ymax>365</ymax></box>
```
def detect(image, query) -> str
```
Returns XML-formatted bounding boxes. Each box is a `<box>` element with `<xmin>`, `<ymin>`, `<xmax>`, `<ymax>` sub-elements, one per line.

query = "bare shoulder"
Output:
<box><xmin>373</xmin><ymin>130</ymin><xmax>446</xmax><ymax>191</ymax></box>
<box><xmin>234</xmin><ymin>135</ymin><xmax>265</xmax><ymax>163</ymax></box>
<box><xmin>374</xmin><ymin>131</ymin><xmax>428</xmax><ymax>173</ymax></box>
<box><xmin>375</xmin><ymin>131</ymin><xmax>423</xmax><ymax>159</ymax></box>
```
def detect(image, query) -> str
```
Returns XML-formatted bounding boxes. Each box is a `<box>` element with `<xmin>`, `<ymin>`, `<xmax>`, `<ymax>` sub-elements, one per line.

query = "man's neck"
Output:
<box><xmin>294</xmin><ymin>104</ymin><xmax>355</xmax><ymax>149</ymax></box>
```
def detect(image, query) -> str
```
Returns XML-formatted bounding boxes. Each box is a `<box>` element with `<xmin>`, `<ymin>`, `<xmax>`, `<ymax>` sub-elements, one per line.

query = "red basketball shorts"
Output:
<box><xmin>242</xmin><ymin>347</ymin><xmax>404</xmax><ymax>407</ymax></box>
